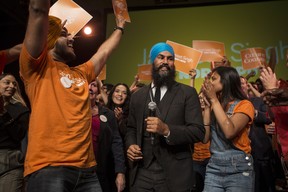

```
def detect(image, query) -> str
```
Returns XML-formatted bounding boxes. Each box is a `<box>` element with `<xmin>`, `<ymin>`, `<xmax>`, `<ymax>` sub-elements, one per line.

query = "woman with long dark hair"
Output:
<box><xmin>106</xmin><ymin>83</ymin><xmax>131</xmax><ymax>139</ymax></box>
<box><xmin>201</xmin><ymin>66</ymin><xmax>255</xmax><ymax>192</ymax></box>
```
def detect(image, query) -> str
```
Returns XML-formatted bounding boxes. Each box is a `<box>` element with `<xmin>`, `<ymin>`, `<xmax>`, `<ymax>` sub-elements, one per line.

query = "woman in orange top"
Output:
<box><xmin>201</xmin><ymin>66</ymin><xmax>255</xmax><ymax>192</ymax></box>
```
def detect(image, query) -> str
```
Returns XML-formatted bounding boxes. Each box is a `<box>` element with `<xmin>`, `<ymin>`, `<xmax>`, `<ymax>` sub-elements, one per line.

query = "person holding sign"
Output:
<box><xmin>201</xmin><ymin>66</ymin><xmax>255</xmax><ymax>192</ymax></box>
<box><xmin>126</xmin><ymin>42</ymin><xmax>204</xmax><ymax>192</ymax></box>
<box><xmin>19</xmin><ymin>0</ymin><xmax>126</xmax><ymax>191</ymax></box>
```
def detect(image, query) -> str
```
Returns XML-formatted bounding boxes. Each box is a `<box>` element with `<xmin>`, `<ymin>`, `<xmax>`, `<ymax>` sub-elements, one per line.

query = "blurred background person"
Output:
<box><xmin>241</xmin><ymin>76</ymin><xmax>276</xmax><ymax>192</ymax></box>
<box><xmin>0</xmin><ymin>44</ymin><xmax>22</xmax><ymax>74</ymax></box>
<box><xmin>103</xmin><ymin>83</ymin><xmax>114</xmax><ymax>96</ymax></box>
<box><xmin>260</xmin><ymin>67</ymin><xmax>288</xmax><ymax>190</ymax></box>
<box><xmin>189</xmin><ymin>69</ymin><xmax>211</xmax><ymax>192</ymax></box>
<box><xmin>89</xmin><ymin>79</ymin><xmax>126</xmax><ymax>192</ymax></box>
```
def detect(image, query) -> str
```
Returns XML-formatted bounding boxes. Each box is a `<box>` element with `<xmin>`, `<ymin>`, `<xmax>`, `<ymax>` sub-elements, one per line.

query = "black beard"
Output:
<box><xmin>54</xmin><ymin>42</ymin><xmax>76</xmax><ymax>63</ymax></box>
<box><xmin>152</xmin><ymin>63</ymin><xmax>176</xmax><ymax>89</ymax></box>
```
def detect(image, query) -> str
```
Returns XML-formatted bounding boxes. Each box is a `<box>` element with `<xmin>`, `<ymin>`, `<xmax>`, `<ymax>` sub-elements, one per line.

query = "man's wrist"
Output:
<box><xmin>114</xmin><ymin>26</ymin><xmax>124</xmax><ymax>34</ymax></box>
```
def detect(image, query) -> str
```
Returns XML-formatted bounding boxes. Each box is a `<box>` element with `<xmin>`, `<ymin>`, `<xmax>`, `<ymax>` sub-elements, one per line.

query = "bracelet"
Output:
<box><xmin>114</xmin><ymin>26</ymin><xmax>124</xmax><ymax>34</ymax></box>
<box><xmin>204</xmin><ymin>124</ymin><xmax>210</xmax><ymax>126</ymax></box>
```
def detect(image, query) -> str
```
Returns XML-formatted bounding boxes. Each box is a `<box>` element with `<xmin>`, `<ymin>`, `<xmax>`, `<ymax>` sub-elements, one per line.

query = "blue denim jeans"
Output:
<box><xmin>203</xmin><ymin>153</ymin><xmax>254</xmax><ymax>192</ymax></box>
<box><xmin>25</xmin><ymin>166</ymin><xmax>102</xmax><ymax>192</ymax></box>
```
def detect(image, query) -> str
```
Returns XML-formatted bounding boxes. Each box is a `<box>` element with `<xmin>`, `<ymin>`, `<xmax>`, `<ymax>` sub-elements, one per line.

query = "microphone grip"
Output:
<box><xmin>148</xmin><ymin>109</ymin><xmax>156</xmax><ymax>145</ymax></box>
<box><xmin>151</xmin><ymin>133</ymin><xmax>155</xmax><ymax>145</ymax></box>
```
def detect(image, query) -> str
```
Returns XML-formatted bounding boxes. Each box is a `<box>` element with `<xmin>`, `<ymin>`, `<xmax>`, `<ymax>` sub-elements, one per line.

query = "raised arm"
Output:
<box><xmin>96</xmin><ymin>78</ymin><xmax>108</xmax><ymax>105</ymax></box>
<box><xmin>129</xmin><ymin>74</ymin><xmax>139</xmax><ymax>91</ymax></box>
<box><xmin>189</xmin><ymin>69</ymin><xmax>197</xmax><ymax>87</ymax></box>
<box><xmin>89</xmin><ymin>19</ymin><xmax>126</xmax><ymax>76</ymax></box>
<box><xmin>24</xmin><ymin>0</ymin><xmax>50</xmax><ymax>58</ymax></box>
<box><xmin>5</xmin><ymin>44</ymin><xmax>22</xmax><ymax>65</ymax></box>
<box><xmin>248</xmin><ymin>82</ymin><xmax>261</xmax><ymax>97</ymax></box>
<box><xmin>259</xmin><ymin>67</ymin><xmax>279</xmax><ymax>90</ymax></box>
<box><xmin>202</xmin><ymin>79</ymin><xmax>251</xmax><ymax>139</ymax></box>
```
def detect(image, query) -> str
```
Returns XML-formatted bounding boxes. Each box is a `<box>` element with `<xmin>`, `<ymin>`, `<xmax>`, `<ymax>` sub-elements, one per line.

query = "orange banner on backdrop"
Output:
<box><xmin>166</xmin><ymin>40</ymin><xmax>202</xmax><ymax>74</ymax></box>
<box><xmin>97</xmin><ymin>65</ymin><xmax>106</xmax><ymax>81</ymax></box>
<box><xmin>192</xmin><ymin>40</ymin><xmax>225</xmax><ymax>62</ymax></box>
<box><xmin>49</xmin><ymin>0</ymin><xmax>93</xmax><ymax>37</ymax></box>
<box><xmin>112</xmin><ymin>0</ymin><xmax>131</xmax><ymax>23</ymax></box>
<box><xmin>240</xmin><ymin>48</ymin><xmax>267</xmax><ymax>70</ymax></box>
<box><xmin>138</xmin><ymin>64</ymin><xmax>152</xmax><ymax>81</ymax></box>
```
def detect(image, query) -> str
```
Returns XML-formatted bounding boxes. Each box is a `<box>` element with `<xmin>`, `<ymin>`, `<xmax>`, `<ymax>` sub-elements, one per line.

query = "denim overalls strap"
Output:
<box><xmin>210</xmin><ymin>100</ymin><xmax>241</xmax><ymax>155</ymax></box>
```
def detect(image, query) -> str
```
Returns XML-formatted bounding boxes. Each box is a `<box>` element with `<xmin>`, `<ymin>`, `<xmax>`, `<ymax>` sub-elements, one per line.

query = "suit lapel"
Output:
<box><xmin>137</xmin><ymin>85</ymin><xmax>151</xmax><ymax>136</ymax></box>
<box><xmin>159</xmin><ymin>82</ymin><xmax>180</xmax><ymax>121</ymax></box>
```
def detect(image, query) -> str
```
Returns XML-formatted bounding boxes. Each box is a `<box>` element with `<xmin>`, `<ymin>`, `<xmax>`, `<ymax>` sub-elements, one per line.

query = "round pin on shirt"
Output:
<box><xmin>100</xmin><ymin>115</ymin><xmax>107</xmax><ymax>122</ymax></box>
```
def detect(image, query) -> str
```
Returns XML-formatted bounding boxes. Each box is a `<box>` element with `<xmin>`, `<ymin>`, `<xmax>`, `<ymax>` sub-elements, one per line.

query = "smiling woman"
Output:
<box><xmin>107</xmin><ymin>83</ymin><xmax>131</xmax><ymax>138</ymax></box>
<box><xmin>0</xmin><ymin>73</ymin><xmax>30</xmax><ymax>192</ymax></box>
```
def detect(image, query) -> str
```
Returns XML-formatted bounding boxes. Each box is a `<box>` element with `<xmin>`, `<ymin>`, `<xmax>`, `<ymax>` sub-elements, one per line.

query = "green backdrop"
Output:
<box><xmin>105</xmin><ymin>0</ymin><xmax>288</xmax><ymax>92</ymax></box>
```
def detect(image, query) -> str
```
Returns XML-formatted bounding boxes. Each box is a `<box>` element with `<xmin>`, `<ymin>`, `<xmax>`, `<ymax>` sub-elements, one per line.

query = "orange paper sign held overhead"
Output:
<box><xmin>192</xmin><ymin>40</ymin><xmax>225</xmax><ymax>62</ymax></box>
<box><xmin>166</xmin><ymin>40</ymin><xmax>202</xmax><ymax>74</ymax></box>
<box><xmin>241</xmin><ymin>48</ymin><xmax>267</xmax><ymax>70</ymax></box>
<box><xmin>49</xmin><ymin>0</ymin><xmax>93</xmax><ymax>37</ymax></box>
<box><xmin>112</xmin><ymin>0</ymin><xmax>131</xmax><ymax>23</ymax></box>
<box><xmin>138</xmin><ymin>64</ymin><xmax>152</xmax><ymax>81</ymax></box>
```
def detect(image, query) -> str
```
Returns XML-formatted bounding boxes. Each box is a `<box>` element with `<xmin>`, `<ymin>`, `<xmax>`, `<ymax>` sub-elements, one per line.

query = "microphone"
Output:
<box><xmin>148</xmin><ymin>101</ymin><xmax>157</xmax><ymax>145</ymax></box>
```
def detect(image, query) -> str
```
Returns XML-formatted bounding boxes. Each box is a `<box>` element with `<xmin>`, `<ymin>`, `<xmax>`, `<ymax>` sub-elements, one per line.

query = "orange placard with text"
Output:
<box><xmin>138</xmin><ymin>64</ymin><xmax>152</xmax><ymax>81</ymax></box>
<box><xmin>192</xmin><ymin>40</ymin><xmax>225</xmax><ymax>62</ymax></box>
<box><xmin>166</xmin><ymin>40</ymin><xmax>202</xmax><ymax>74</ymax></box>
<box><xmin>97</xmin><ymin>65</ymin><xmax>106</xmax><ymax>81</ymax></box>
<box><xmin>112</xmin><ymin>0</ymin><xmax>131</xmax><ymax>23</ymax></box>
<box><xmin>49</xmin><ymin>0</ymin><xmax>93</xmax><ymax>37</ymax></box>
<box><xmin>241</xmin><ymin>48</ymin><xmax>267</xmax><ymax>70</ymax></box>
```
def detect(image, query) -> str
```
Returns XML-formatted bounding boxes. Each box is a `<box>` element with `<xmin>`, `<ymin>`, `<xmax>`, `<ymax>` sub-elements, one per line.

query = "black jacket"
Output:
<box><xmin>96</xmin><ymin>106</ymin><xmax>126</xmax><ymax>192</ymax></box>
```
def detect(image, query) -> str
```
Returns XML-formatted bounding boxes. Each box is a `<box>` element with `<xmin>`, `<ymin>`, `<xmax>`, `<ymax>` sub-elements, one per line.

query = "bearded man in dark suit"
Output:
<box><xmin>126</xmin><ymin>42</ymin><xmax>205</xmax><ymax>192</ymax></box>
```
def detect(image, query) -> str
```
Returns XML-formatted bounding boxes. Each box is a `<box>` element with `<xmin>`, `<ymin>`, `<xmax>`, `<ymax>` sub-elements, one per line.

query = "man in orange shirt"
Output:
<box><xmin>19</xmin><ymin>0</ymin><xmax>126</xmax><ymax>191</ymax></box>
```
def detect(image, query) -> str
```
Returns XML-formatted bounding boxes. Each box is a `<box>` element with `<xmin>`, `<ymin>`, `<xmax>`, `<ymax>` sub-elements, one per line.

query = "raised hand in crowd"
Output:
<box><xmin>210</xmin><ymin>55</ymin><xmax>231</xmax><ymax>69</ymax></box>
<box><xmin>261</xmin><ymin>88</ymin><xmax>288</xmax><ymax>106</ymax></box>
<box><xmin>189</xmin><ymin>69</ymin><xmax>197</xmax><ymax>87</ymax></box>
<box><xmin>96</xmin><ymin>78</ymin><xmax>108</xmax><ymax>105</ymax></box>
<box><xmin>247</xmin><ymin>82</ymin><xmax>261</xmax><ymax>97</ymax></box>
<box><xmin>129</xmin><ymin>74</ymin><xmax>139</xmax><ymax>92</ymax></box>
<box><xmin>259</xmin><ymin>67</ymin><xmax>280</xmax><ymax>90</ymax></box>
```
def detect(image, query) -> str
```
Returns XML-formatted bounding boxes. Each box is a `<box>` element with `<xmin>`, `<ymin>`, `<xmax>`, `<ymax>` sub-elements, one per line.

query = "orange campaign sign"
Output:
<box><xmin>112</xmin><ymin>0</ymin><xmax>131</xmax><ymax>23</ymax></box>
<box><xmin>138</xmin><ymin>64</ymin><xmax>152</xmax><ymax>81</ymax></box>
<box><xmin>166</xmin><ymin>40</ymin><xmax>202</xmax><ymax>74</ymax></box>
<box><xmin>240</xmin><ymin>48</ymin><xmax>267</xmax><ymax>70</ymax></box>
<box><xmin>97</xmin><ymin>65</ymin><xmax>106</xmax><ymax>81</ymax></box>
<box><xmin>192</xmin><ymin>40</ymin><xmax>225</xmax><ymax>62</ymax></box>
<box><xmin>49</xmin><ymin>0</ymin><xmax>93</xmax><ymax>37</ymax></box>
